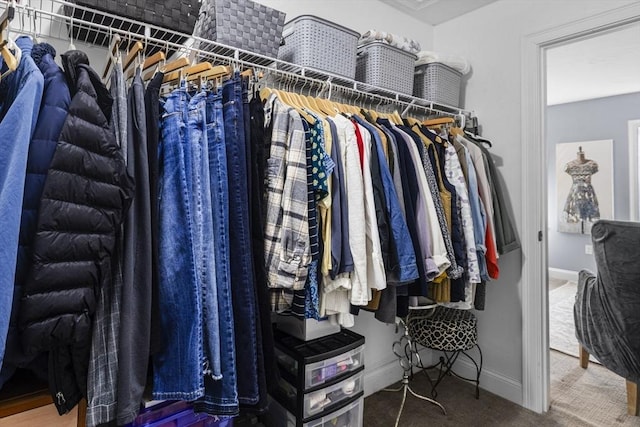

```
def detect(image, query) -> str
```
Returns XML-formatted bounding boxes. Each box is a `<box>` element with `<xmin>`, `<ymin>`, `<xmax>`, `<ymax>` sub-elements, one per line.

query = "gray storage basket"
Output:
<box><xmin>413</xmin><ymin>62</ymin><xmax>463</xmax><ymax>107</ymax></box>
<box><xmin>278</xmin><ymin>15</ymin><xmax>360</xmax><ymax>79</ymax></box>
<box><xmin>355</xmin><ymin>41</ymin><xmax>416</xmax><ymax>95</ymax></box>
<box><xmin>193</xmin><ymin>0</ymin><xmax>286</xmax><ymax>58</ymax></box>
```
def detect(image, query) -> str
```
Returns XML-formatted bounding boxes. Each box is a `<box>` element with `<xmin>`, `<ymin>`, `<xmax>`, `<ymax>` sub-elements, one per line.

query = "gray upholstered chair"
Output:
<box><xmin>574</xmin><ymin>220</ymin><xmax>640</xmax><ymax>416</ymax></box>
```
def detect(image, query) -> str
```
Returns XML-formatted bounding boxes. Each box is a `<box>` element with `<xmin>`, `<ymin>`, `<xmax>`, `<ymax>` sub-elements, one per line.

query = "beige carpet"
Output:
<box><xmin>549</xmin><ymin>350</ymin><xmax>636</xmax><ymax>426</ymax></box>
<box><xmin>549</xmin><ymin>281</ymin><xmax>580</xmax><ymax>357</ymax></box>
<box><xmin>549</xmin><ymin>281</ymin><xmax>599</xmax><ymax>363</ymax></box>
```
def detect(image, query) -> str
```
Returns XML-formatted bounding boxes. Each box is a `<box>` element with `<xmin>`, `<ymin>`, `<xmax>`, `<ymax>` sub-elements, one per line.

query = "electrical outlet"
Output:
<box><xmin>585</xmin><ymin>244</ymin><xmax>593</xmax><ymax>255</ymax></box>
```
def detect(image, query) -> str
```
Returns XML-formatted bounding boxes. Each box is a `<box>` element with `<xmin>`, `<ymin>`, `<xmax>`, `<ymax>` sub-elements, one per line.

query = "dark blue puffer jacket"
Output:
<box><xmin>0</xmin><ymin>39</ymin><xmax>71</xmax><ymax>388</ymax></box>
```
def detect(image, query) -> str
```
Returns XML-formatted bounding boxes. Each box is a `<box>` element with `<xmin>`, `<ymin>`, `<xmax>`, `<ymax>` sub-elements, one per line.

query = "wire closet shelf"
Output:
<box><xmin>1</xmin><ymin>0</ymin><xmax>473</xmax><ymax>118</ymax></box>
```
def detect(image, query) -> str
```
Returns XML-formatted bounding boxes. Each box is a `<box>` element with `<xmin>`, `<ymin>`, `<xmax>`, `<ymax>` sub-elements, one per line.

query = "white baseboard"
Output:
<box><xmin>363</xmin><ymin>351</ymin><xmax>523</xmax><ymax>407</ymax></box>
<box><xmin>363</xmin><ymin>359</ymin><xmax>404</xmax><ymax>397</ymax></box>
<box><xmin>452</xmin><ymin>357</ymin><xmax>523</xmax><ymax>406</ymax></box>
<box><xmin>548</xmin><ymin>267</ymin><xmax>578</xmax><ymax>282</ymax></box>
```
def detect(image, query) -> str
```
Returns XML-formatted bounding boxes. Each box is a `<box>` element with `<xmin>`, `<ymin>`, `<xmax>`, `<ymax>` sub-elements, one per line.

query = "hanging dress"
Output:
<box><xmin>562</xmin><ymin>159</ymin><xmax>600</xmax><ymax>223</ymax></box>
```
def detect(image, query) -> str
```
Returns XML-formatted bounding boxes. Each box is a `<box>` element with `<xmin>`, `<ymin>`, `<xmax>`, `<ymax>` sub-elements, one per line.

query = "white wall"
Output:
<box><xmin>433</xmin><ymin>0</ymin><xmax>639</xmax><ymax>405</ymax></box>
<box><xmin>253</xmin><ymin>0</ymin><xmax>435</xmax><ymax>52</ymax></box>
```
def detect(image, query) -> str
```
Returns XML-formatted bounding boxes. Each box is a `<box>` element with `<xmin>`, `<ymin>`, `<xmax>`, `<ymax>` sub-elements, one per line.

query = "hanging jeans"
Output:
<box><xmin>186</xmin><ymin>90</ymin><xmax>222</xmax><ymax>383</ymax></box>
<box><xmin>153</xmin><ymin>87</ymin><xmax>204</xmax><ymax>400</ymax></box>
<box><xmin>195</xmin><ymin>88</ymin><xmax>239</xmax><ymax>416</ymax></box>
<box><xmin>222</xmin><ymin>75</ymin><xmax>259</xmax><ymax>407</ymax></box>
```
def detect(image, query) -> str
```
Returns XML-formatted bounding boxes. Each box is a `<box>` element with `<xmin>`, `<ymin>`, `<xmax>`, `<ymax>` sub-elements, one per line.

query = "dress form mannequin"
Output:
<box><xmin>562</xmin><ymin>146</ymin><xmax>600</xmax><ymax>228</ymax></box>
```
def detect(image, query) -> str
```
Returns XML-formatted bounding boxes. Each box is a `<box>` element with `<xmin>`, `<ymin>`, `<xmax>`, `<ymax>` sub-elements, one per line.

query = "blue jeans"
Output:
<box><xmin>186</xmin><ymin>90</ymin><xmax>222</xmax><ymax>381</ymax></box>
<box><xmin>223</xmin><ymin>75</ymin><xmax>259</xmax><ymax>406</ymax></box>
<box><xmin>194</xmin><ymin>88</ymin><xmax>239</xmax><ymax>415</ymax></box>
<box><xmin>153</xmin><ymin>87</ymin><xmax>204</xmax><ymax>400</ymax></box>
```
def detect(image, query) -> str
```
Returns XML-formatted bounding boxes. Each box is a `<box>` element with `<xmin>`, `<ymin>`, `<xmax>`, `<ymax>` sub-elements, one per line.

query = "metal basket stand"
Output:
<box><xmin>382</xmin><ymin>315</ymin><xmax>446</xmax><ymax>427</ymax></box>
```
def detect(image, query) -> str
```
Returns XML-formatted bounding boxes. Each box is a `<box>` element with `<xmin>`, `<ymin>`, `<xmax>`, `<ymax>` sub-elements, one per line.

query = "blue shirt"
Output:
<box><xmin>353</xmin><ymin>116</ymin><xmax>418</xmax><ymax>284</ymax></box>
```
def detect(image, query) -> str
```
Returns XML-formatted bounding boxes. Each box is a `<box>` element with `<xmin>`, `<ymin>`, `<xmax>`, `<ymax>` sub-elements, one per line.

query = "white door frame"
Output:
<box><xmin>629</xmin><ymin>119</ymin><xmax>640</xmax><ymax>221</ymax></box>
<box><xmin>521</xmin><ymin>2</ymin><xmax>640</xmax><ymax>413</ymax></box>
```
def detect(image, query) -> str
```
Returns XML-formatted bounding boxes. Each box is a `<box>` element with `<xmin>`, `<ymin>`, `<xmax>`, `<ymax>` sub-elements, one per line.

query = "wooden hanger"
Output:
<box><xmin>102</xmin><ymin>35</ymin><xmax>122</xmax><ymax>80</ymax></box>
<box><xmin>239</xmin><ymin>68</ymin><xmax>264</xmax><ymax>80</ymax></box>
<box><xmin>162</xmin><ymin>61</ymin><xmax>212</xmax><ymax>84</ymax></box>
<box><xmin>132</xmin><ymin>50</ymin><xmax>165</xmax><ymax>81</ymax></box>
<box><xmin>423</xmin><ymin>116</ymin><xmax>454</xmax><ymax>127</ymax></box>
<box><xmin>122</xmin><ymin>40</ymin><xmax>143</xmax><ymax>75</ymax></box>
<box><xmin>143</xmin><ymin>51</ymin><xmax>166</xmax><ymax>71</ymax></box>
<box><xmin>259</xmin><ymin>86</ymin><xmax>274</xmax><ymax>101</ymax></box>
<box><xmin>405</xmin><ymin>117</ymin><xmax>421</xmax><ymax>127</ymax></box>
<box><xmin>186</xmin><ymin>64</ymin><xmax>231</xmax><ymax>87</ymax></box>
<box><xmin>0</xmin><ymin>3</ymin><xmax>19</xmax><ymax>82</ymax></box>
<box><xmin>163</xmin><ymin>57</ymin><xmax>189</xmax><ymax>74</ymax></box>
<box><xmin>312</xmin><ymin>95</ymin><xmax>336</xmax><ymax>116</ymax></box>
<box><xmin>449</xmin><ymin>126</ymin><xmax>464</xmax><ymax>137</ymax></box>
<box><xmin>287</xmin><ymin>91</ymin><xmax>317</xmax><ymax>124</ymax></box>
<box><xmin>390</xmin><ymin>110</ymin><xmax>404</xmax><ymax>125</ymax></box>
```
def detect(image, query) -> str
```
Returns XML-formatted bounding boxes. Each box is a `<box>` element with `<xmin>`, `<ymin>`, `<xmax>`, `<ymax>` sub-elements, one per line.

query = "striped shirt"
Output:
<box><xmin>263</xmin><ymin>95</ymin><xmax>310</xmax><ymax>290</ymax></box>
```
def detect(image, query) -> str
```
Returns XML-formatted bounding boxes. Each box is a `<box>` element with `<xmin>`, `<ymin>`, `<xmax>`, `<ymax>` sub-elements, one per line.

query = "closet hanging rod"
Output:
<box><xmin>0</xmin><ymin>0</ymin><xmax>473</xmax><ymax>118</ymax></box>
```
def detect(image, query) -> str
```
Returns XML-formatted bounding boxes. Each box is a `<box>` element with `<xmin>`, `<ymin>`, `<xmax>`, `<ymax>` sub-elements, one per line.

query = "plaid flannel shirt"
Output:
<box><xmin>263</xmin><ymin>95</ymin><xmax>310</xmax><ymax>290</ymax></box>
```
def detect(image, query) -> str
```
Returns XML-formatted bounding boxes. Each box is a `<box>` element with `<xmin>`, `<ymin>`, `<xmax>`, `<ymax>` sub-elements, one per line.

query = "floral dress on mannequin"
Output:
<box><xmin>562</xmin><ymin>148</ymin><xmax>600</xmax><ymax>223</ymax></box>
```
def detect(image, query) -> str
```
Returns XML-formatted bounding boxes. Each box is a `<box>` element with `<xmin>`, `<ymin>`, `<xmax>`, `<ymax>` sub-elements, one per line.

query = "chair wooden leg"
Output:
<box><xmin>579</xmin><ymin>344</ymin><xmax>589</xmax><ymax>369</ymax></box>
<box><xmin>627</xmin><ymin>381</ymin><xmax>639</xmax><ymax>416</ymax></box>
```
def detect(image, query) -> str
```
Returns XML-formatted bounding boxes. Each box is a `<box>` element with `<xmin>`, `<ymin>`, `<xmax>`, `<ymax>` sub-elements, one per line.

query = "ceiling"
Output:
<box><xmin>546</xmin><ymin>23</ymin><xmax>640</xmax><ymax>105</ymax></box>
<box><xmin>377</xmin><ymin>0</ymin><xmax>499</xmax><ymax>25</ymax></box>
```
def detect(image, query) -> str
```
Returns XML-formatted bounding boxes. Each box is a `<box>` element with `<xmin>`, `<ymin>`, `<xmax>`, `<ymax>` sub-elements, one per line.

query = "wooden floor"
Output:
<box><xmin>0</xmin><ymin>404</ymin><xmax>78</xmax><ymax>427</ymax></box>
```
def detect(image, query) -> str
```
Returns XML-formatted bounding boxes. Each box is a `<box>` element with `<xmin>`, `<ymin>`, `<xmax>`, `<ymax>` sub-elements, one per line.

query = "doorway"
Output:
<box><xmin>520</xmin><ymin>2</ymin><xmax>640</xmax><ymax>414</ymax></box>
<box><xmin>544</xmin><ymin>23</ymin><xmax>640</xmax><ymax>420</ymax></box>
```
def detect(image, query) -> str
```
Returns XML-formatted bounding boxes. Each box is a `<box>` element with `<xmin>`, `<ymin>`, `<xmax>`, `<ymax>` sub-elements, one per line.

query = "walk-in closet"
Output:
<box><xmin>1</xmin><ymin>1</ymin><xmax>639</xmax><ymax>426</ymax></box>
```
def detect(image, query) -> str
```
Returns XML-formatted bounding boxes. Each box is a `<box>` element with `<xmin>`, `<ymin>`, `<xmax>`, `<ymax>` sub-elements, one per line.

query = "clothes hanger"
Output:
<box><xmin>186</xmin><ymin>64</ymin><xmax>231</xmax><ymax>85</ymax></box>
<box><xmin>125</xmin><ymin>47</ymin><xmax>147</xmax><ymax>81</ymax></box>
<box><xmin>449</xmin><ymin>125</ymin><xmax>464</xmax><ymax>137</ymax></box>
<box><xmin>162</xmin><ymin>60</ymin><xmax>212</xmax><ymax>84</ymax></box>
<box><xmin>102</xmin><ymin>33</ymin><xmax>122</xmax><ymax>81</ymax></box>
<box><xmin>131</xmin><ymin>50</ymin><xmax>164</xmax><ymax>81</ymax></box>
<box><xmin>0</xmin><ymin>2</ymin><xmax>20</xmax><ymax>82</ymax></box>
<box><xmin>311</xmin><ymin>83</ymin><xmax>335</xmax><ymax>116</ymax></box>
<box><xmin>28</xmin><ymin>4</ymin><xmax>42</xmax><ymax>44</ymax></box>
<box><xmin>364</xmin><ymin>96</ymin><xmax>383</xmax><ymax>122</ymax></box>
<box><xmin>423</xmin><ymin>116</ymin><xmax>454</xmax><ymax>142</ymax></box>
<box><xmin>423</xmin><ymin>116</ymin><xmax>454</xmax><ymax>127</ymax></box>
<box><xmin>303</xmin><ymin>82</ymin><xmax>327</xmax><ymax>117</ymax></box>
<box><xmin>162</xmin><ymin>56</ymin><xmax>189</xmax><ymax>74</ymax></box>
<box><xmin>122</xmin><ymin>40</ymin><xmax>144</xmax><ymax>76</ymax></box>
<box><xmin>282</xmin><ymin>76</ymin><xmax>316</xmax><ymax>124</ymax></box>
<box><xmin>390</xmin><ymin>110</ymin><xmax>404</xmax><ymax>125</ymax></box>
<box><xmin>463</xmin><ymin>130</ymin><xmax>492</xmax><ymax>147</ymax></box>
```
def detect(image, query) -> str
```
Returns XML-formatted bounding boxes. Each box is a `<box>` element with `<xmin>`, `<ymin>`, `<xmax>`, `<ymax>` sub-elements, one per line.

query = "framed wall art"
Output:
<box><xmin>556</xmin><ymin>139</ymin><xmax>614</xmax><ymax>234</ymax></box>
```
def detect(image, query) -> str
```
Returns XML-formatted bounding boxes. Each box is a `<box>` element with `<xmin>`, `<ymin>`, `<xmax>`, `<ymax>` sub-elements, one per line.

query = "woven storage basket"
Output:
<box><xmin>66</xmin><ymin>0</ymin><xmax>199</xmax><ymax>36</ymax></box>
<box><xmin>278</xmin><ymin>15</ymin><xmax>360</xmax><ymax>79</ymax></box>
<box><xmin>355</xmin><ymin>41</ymin><xmax>416</xmax><ymax>95</ymax></box>
<box><xmin>193</xmin><ymin>0</ymin><xmax>285</xmax><ymax>58</ymax></box>
<box><xmin>413</xmin><ymin>62</ymin><xmax>463</xmax><ymax>107</ymax></box>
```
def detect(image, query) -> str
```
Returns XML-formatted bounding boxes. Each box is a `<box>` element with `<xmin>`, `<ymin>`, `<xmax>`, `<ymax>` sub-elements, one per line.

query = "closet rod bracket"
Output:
<box><xmin>401</xmin><ymin>99</ymin><xmax>416</xmax><ymax>117</ymax></box>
